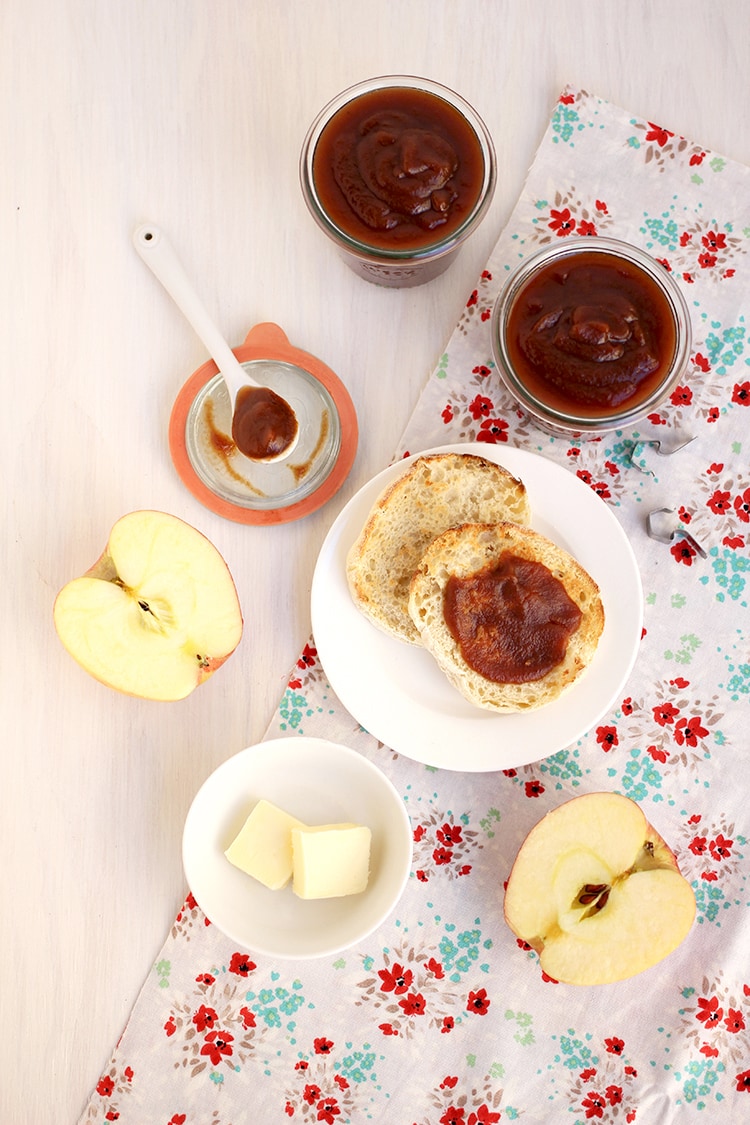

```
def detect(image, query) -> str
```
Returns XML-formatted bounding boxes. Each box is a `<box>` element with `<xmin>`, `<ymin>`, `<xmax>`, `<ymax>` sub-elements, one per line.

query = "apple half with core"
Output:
<box><xmin>504</xmin><ymin>791</ymin><xmax>695</xmax><ymax>985</ymax></box>
<box><xmin>53</xmin><ymin>510</ymin><xmax>243</xmax><ymax>701</ymax></box>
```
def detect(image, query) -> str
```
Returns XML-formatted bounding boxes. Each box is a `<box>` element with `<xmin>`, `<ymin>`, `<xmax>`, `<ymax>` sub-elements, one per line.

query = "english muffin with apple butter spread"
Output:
<box><xmin>408</xmin><ymin>521</ymin><xmax>604</xmax><ymax>711</ymax></box>
<box><xmin>346</xmin><ymin>453</ymin><xmax>531</xmax><ymax>645</ymax></box>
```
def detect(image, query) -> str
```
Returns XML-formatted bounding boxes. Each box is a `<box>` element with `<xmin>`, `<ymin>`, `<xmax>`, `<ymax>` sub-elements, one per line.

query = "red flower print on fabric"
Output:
<box><xmin>378</xmin><ymin>963</ymin><xmax>413</xmax><ymax>994</ymax></box>
<box><xmin>708</xmin><ymin>489</ymin><xmax>732</xmax><ymax>514</ymax></box>
<box><xmin>316</xmin><ymin>1095</ymin><xmax>341</xmax><ymax>1122</ymax></box>
<box><xmin>437</xmin><ymin>823</ymin><xmax>463</xmax><ymax>845</ymax></box>
<box><xmin>724</xmin><ymin>1007</ymin><xmax>745</xmax><ymax>1033</ymax></box>
<box><xmin>476</xmin><ymin>417</ymin><xmax>509</xmax><ymax>443</ymax></box>
<box><xmin>581</xmin><ymin>1090</ymin><xmax>606</xmax><ymax>1118</ymax></box>
<box><xmin>732</xmin><ymin>382</ymin><xmax>750</xmax><ymax>406</ymax></box>
<box><xmin>297</xmin><ymin>643</ymin><xmax>317</xmax><ymax>670</ymax></box>
<box><xmin>653</xmin><ymin>702</ymin><xmax>679</xmax><ymax>726</ymax></box>
<box><xmin>645</xmin><ymin>121</ymin><xmax>675</xmax><ymax>146</ymax></box>
<box><xmin>524</xmin><ymin>780</ymin><xmax>545</xmax><ymax>798</ymax></box>
<box><xmin>605</xmin><ymin>1037</ymin><xmax>625</xmax><ymax>1055</ymax></box>
<box><xmin>734</xmin><ymin>487</ymin><xmax>750</xmax><ymax>520</ymax></box>
<box><xmin>671</xmin><ymin>538</ymin><xmax>698</xmax><ymax>565</ymax></box>
<box><xmin>96</xmin><ymin>1076</ymin><xmax>115</xmax><ymax>1097</ymax></box>
<box><xmin>696</xmin><ymin>996</ymin><xmax>723</xmax><ymax>1027</ymax></box>
<box><xmin>398</xmin><ymin>992</ymin><xmax>427</xmax><ymax>1016</ymax></box>
<box><xmin>670</xmin><ymin>385</ymin><xmax>693</xmax><ymax>406</ymax></box>
<box><xmin>736</xmin><ymin>1069</ymin><xmax>750</xmax><ymax>1092</ymax></box>
<box><xmin>467</xmin><ymin>988</ymin><xmax>491</xmax><ymax>1015</ymax></box>
<box><xmin>200</xmin><ymin>1029</ymin><xmax>234</xmax><ymax>1065</ymax></box>
<box><xmin>709</xmin><ymin>833</ymin><xmax>733</xmax><ymax>861</ymax></box>
<box><xmin>549</xmin><ymin>207</ymin><xmax>576</xmax><ymax>236</ymax></box>
<box><xmin>314</xmin><ymin>1037</ymin><xmax>334</xmax><ymax>1054</ymax></box>
<box><xmin>673</xmin><ymin>715</ymin><xmax>709</xmax><ymax>746</ymax></box>
<box><xmin>303</xmin><ymin>1083</ymin><xmax>321</xmax><ymax>1105</ymax></box>
<box><xmin>192</xmin><ymin>1004</ymin><xmax>218</xmax><ymax>1032</ymax></box>
<box><xmin>469</xmin><ymin>394</ymin><xmax>493</xmax><ymax>420</ymax></box>
<box><xmin>596</xmin><ymin>725</ymin><xmax>618</xmax><ymax>751</ymax></box>
<box><xmin>229</xmin><ymin>952</ymin><xmax>256</xmax><ymax>977</ymax></box>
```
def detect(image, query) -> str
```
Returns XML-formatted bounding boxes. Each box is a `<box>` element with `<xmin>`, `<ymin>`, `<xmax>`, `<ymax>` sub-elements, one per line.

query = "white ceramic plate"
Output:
<box><xmin>311</xmin><ymin>443</ymin><xmax>642</xmax><ymax>772</ymax></box>
<box><xmin>182</xmin><ymin>738</ymin><xmax>412</xmax><ymax>958</ymax></box>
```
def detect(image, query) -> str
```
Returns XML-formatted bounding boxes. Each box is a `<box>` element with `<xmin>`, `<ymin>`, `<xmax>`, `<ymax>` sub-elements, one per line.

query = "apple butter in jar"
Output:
<box><xmin>491</xmin><ymin>238</ymin><xmax>692</xmax><ymax>437</ymax></box>
<box><xmin>300</xmin><ymin>76</ymin><xmax>496</xmax><ymax>287</ymax></box>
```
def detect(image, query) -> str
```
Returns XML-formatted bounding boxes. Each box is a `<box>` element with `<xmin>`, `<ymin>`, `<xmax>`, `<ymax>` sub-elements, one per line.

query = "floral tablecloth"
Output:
<box><xmin>79</xmin><ymin>86</ymin><xmax>750</xmax><ymax>1124</ymax></box>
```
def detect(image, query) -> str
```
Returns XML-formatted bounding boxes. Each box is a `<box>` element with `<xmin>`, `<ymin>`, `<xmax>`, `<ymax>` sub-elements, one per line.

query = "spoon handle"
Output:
<box><xmin>132</xmin><ymin>223</ymin><xmax>246</xmax><ymax>401</ymax></box>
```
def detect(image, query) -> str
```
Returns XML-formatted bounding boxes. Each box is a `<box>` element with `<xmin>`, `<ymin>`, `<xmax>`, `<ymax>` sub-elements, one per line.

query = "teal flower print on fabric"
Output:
<box><xmin>278</xmin><ymin>686</ymin><xmax>309</xmax><ymax>731</ymax></box>
<box><xmin>247</xmin><ymin>980</ymin><xmax>307</xmax><ymax>1030</ymax></box>
<box><xmin>701</xmin><ymin>546</ymin><xmax>749</xmax><ymax>605</ymax></box>
<box><xmin>704</xmin><ymin>317</ymin><xmax>747</xmax><ymax>374</ymax></box>
<box><xmin>641</xmin><ymin>210</ymin><xmax>681</xmax><ymax>251</ymax></box>
<box><xmin>539</xmin><ymin>745</ymin><xmax>585</xmax><ymax>788</ymax></box>
<box><xmin>550</xmin><ymin>91</ymin><xmax>583</xmax><ymax>146</ymax></box>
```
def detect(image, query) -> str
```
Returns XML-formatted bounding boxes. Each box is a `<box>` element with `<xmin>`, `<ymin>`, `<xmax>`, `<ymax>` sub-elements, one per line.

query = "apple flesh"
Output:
<box><xmin>504</xmin><ymin>791</ymin><xmax>695</xmax><ymax>985</ymax></box>
<box><xmin>53</xmin><ymin>510</ymin><xmax>243</xmax><ymax>701</ymax></box>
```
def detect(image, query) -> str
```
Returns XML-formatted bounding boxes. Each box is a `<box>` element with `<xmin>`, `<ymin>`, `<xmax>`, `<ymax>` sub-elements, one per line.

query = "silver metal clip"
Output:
<box><xmin>647</xmin><ymin>508</ymin><xmax>707</xmax><ymax>558</ymax></box>
<box><xmin>629</xmin><ymin>434</ymin><xmax>697</xmax><ymax>475</ymax></box>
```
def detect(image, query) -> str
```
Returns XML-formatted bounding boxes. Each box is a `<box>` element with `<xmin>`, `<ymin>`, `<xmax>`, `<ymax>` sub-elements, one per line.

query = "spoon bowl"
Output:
<box><xmin>133</xmin><ymin>223</ymin><xmax>299</xmax><ymax>463</ymax></box>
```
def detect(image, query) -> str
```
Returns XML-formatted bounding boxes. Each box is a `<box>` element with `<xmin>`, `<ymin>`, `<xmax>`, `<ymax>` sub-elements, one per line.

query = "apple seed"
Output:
<box><xmin>576</xmin><ymin>882</ymin><xmax>611</xmax><ymax>912</ymax></box>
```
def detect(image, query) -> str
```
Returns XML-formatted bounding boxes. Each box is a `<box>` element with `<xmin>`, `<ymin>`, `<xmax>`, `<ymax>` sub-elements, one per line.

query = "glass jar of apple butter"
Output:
<box><xmin>300</xmin><ymin>76</ymin><xmax>496</xmax><ymax>287</ymax></box>
<box><xmin>491</xmin><ymin>238</ymin><xmax>692</xmax><ymax>437</ymax></box>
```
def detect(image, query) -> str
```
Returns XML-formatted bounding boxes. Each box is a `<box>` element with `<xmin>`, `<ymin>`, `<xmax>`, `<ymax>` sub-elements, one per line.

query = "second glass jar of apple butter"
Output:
<box><xmin>491</xmin><ymin>238</ymin><xmax>692</xmax><ymax>437</ymax></box>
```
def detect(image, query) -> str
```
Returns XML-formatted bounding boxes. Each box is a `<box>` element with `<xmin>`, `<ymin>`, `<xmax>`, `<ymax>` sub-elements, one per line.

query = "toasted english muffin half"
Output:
<box><xmin>346</xmin><ymin>453</ymin><xmax>531</xmax><ymax>645</ymax></box>
<box><xmin>408</xmin><ymin>521</ymin><xmax>605</xmax><ymax>711</ymax></box>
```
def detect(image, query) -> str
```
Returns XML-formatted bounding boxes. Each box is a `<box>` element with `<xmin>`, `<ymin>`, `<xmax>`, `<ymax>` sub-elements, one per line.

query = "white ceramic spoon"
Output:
<box><xmin>133</xmin><ymin>223</ymin><xmax>299</xmax><ymax>463</ymax></box>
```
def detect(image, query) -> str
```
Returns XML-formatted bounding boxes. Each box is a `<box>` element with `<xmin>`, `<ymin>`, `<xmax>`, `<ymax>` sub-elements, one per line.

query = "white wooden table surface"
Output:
<box><xmin>3</xmin><ymin>1</ymin><xmax>748</xmax><ymax>1120</ymax></box>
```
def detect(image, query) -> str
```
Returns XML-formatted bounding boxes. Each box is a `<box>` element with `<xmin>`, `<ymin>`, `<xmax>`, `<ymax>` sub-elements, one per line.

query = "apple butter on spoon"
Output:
<box><xmin>133</xmin><ymin>224</ymin><xmax>299</xmax><ymax>463</ymax></box>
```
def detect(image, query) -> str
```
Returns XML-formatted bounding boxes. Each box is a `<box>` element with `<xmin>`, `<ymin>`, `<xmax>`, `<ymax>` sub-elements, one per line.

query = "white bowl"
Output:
<box><xmin>182</xmin><ymin>737</ymin><xmax>412</xmax><ymax>959</ymax></box>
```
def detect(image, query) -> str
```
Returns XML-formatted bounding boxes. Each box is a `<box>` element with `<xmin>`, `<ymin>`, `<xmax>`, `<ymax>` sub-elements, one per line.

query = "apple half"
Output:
<box><xmin>504</xmin><ymin>791</ymin><xmax>695</xmax><ymax>985</ymax></box>
<box><xmin>53</xmin><ymin>510</ymin><xmax>243</xmax><ymax>701</ymax></box>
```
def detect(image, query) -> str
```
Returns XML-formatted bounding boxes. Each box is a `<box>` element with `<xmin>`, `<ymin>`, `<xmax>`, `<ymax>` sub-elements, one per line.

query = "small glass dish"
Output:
<box><xmin>169</xmin><ymin>323</ymin><xmax>358</xmax><ymax>524</ymax></box>
<box><xmin>300</xmin><ymin>75</ymin><xmax>496</xmax><ymax>288</ymax></box>
<box><xmin>490</xmin><ymin>237</ymin><xmax>692</xmax><ymax>438</ymax></box>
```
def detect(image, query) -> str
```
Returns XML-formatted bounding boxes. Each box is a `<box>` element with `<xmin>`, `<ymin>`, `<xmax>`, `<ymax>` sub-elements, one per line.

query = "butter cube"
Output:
<box><xmin>225</xmin><ymin>799</ymin><xmax>306</xmax><ymax>890</ymax></box>
<box><xmin>292</xmin><ymin>823</ymin><xmax>371</xmax><ymax>899</ymax></box>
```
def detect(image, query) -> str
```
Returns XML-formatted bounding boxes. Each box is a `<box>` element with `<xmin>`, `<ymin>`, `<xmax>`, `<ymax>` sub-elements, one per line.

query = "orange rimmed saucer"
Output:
<box><xmin>169</xmin><ymin>323</ymin><xmax>358</xmax><ymax>524</ymax></box>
